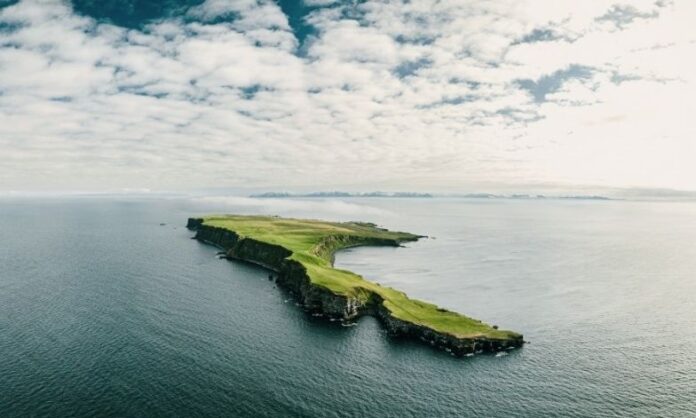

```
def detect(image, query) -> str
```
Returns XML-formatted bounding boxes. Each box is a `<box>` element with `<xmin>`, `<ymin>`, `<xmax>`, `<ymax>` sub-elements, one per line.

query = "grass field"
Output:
<box><xmin>202</xmin><ymin>215</ymin><xmax>520</xmax><ymax>340</ymax></box>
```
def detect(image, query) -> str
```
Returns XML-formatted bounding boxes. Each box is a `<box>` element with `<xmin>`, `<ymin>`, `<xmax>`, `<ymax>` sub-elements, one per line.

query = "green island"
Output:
<box><xmin>187</xmin><ymin>215</ymin><xmax>523</xmax><ymax>356</ymax></box>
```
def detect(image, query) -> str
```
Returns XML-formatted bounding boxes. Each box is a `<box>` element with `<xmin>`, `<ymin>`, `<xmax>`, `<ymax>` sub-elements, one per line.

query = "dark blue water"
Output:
<box><xmin>1</xmin><ymin>197</ymin><xmax>695</xmax><ymax>417</ymax></box>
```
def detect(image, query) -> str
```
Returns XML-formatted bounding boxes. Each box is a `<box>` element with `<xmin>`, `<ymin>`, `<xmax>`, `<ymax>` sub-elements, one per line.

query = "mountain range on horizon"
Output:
<box><xmin>249</xmin><ymin>191</ymin><xmax>612</xmax><ymax>200</ymax></box>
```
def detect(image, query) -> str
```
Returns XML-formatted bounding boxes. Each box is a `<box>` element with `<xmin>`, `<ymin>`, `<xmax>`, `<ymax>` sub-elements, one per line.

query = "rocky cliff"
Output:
<box><xmin>188</xmin><ymin>218</ymin><xmax>523</xmax><ymax>357</ymax></box>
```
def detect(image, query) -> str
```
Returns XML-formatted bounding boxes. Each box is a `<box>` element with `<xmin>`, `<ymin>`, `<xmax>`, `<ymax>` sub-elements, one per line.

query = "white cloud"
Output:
<box><xmin>0</xmin><ymin>0</ymin><xmax>694</xmax><ymax>192</ymax></box>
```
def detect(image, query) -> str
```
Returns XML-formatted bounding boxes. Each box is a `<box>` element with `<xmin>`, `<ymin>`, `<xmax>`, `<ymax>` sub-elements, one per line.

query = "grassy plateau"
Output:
<box><xmin>201</xmin><ymin>215</ymin><xmax>520</xmax><ymax>340</ymax></box>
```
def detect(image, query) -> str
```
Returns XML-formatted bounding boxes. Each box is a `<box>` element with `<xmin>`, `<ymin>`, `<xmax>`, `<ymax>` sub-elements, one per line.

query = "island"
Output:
<box><xmin>187</xmin><ymin>215</ymin><xmax>524</xmax><ymax>357</ymax></box>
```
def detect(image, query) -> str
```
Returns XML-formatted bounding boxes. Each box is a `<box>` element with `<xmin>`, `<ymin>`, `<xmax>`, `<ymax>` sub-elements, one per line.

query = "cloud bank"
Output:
<box><xmin>0</xmin><ymin>0</ymin><xmax>694</xmax><ymax>191</ymax></box>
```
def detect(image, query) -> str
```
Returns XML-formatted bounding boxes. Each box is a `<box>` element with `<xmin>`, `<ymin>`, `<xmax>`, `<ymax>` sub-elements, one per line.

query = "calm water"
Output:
<box><xmin>1</xmin><ymin>197</ymin><xmax>695</xmax><ymax>417</ymax></box>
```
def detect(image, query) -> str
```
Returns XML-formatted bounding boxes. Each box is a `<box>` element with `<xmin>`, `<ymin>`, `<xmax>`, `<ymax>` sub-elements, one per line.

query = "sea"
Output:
<box><xmin>1</xmin><ymin>196</ymin><xmax>695</xmax><ymax>417</ymax></box>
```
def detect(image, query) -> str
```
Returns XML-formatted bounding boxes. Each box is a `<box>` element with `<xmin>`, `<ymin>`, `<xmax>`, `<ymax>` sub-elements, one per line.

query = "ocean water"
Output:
<box><xmin>1</xmin><ymin>197</ymin><xmax>695</xmax><ymax>417</ymax></box>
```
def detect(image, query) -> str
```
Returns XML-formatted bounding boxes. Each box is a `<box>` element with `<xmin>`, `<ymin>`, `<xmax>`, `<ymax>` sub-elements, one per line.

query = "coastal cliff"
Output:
<box><xmin>187</xmin><ymin>217</ymin><xmax>523</xmax><ymax>357</ymax></box>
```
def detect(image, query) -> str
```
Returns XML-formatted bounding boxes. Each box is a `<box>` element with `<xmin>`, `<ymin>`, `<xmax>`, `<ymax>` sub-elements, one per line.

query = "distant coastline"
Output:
<box><xmin>250</xmin><ymin>191</ymin><xmax>612</xmax><ymax>200</ymax></box>
<box><xmin>250</xmin><ymin>191</ymin><xmax>434</xmax><ymax>198</ymax></box>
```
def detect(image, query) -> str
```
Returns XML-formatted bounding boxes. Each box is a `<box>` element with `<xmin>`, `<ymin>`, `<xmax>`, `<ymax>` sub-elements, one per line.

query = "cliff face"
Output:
<box><xmin>188</xmin><ymin>218</ymin><xmax>523</xmax><ymax>357</ymax></box>
<box><xmin>277</xmin><ymin>259</ymin><xmax>367</xmax><ymax>319</ymax></box>
<box><xmin>191</xmin><ymin>222</ymin><xmax>363</xmax><ymax>318</ymax></box>
<box><xmin>373</xmin><ymin>299</ymin><xmax>523</xmax><ymax>356</ymax></box>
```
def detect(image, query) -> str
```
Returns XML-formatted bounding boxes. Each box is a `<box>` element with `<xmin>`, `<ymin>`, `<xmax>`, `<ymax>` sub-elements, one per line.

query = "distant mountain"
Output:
<box><xmin>250</xmin><ymin>191</ymin><xmax>433</xmax><ymax>198</ymax></box>
<box><xmin>557</xmin><ymin>195</ymin><xmax>611</xmax><ymax>200</ymax></box>
<box><xmin>249</xmin><ymin>191</ymin><xmax>612</xmax><ymax>200</ymax></box>
<box><xmin>458</xmin><ymin>193</ymin><xmax>611</xmax><ymax>200</ymax></box>
<box><xmin>251</xmin><ymin>192</ymin><xmax>294</xmax><ymax>198</ymax></box>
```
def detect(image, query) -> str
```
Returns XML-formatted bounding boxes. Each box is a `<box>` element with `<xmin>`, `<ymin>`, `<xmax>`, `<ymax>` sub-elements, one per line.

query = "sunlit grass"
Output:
<box><xmin>202</xmin><ymin>215</ymin><xmax>519</xmax><ymax>340</ymax></box>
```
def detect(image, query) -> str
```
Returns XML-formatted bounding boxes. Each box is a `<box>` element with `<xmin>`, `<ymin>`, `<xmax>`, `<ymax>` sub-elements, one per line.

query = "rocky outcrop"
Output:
<box><xmin>372</xmin><ymin>297</ymin><xmax>523</xmax><ymax>356</ymax></box>
<box><xmin>190</xmin><ymin>221</ymin><xmax>365</xmax><ymax>319</ymax></box>
<box><xmin>278</xmin><ymin>259</ymin><xmax>368</xmax><ymax>319</ymax></box>
<box><xmin>188</xmin><ymin>218</ymin><xmax>523</xmax><ymax>357</ymax></box>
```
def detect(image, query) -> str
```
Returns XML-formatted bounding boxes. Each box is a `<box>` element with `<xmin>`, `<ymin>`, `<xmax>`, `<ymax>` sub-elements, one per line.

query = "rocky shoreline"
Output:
<box><xmin>187</xmin><ymin>217</ymin><xmax>523</xmax><ymax>357</ymax></box>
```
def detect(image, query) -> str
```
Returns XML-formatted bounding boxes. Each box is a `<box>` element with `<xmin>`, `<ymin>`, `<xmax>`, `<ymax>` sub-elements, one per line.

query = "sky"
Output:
<box><xmin>0</xmin><ymin>0</ymin><xmax>694</xmax><ymax>193</ymax></box>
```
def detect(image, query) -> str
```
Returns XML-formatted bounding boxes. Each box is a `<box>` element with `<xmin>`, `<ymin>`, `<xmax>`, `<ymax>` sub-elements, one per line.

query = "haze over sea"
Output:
<box><xmin>2</xmin><ymin>196</ymin><xmax>695</xmax><ymax>417</ymax></box>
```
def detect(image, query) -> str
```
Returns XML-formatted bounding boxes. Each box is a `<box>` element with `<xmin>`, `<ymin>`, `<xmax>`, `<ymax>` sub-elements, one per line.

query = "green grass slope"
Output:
<box><xmin>202</xmin><ymin>215</ymin><xmax>520</xmax><ymax>340</ymax></box>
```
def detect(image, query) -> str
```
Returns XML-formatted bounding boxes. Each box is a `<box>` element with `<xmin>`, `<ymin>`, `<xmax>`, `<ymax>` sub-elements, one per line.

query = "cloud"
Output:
<box><xmin>0</xmin><ymin>0</ymin><xmax>695</xmax><ymax>192</ymax></box>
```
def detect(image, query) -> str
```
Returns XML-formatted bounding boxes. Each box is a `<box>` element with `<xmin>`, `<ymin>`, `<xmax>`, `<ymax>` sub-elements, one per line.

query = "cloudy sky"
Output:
<box><xmin>0</xmin><ymin>0</ymin><xmax>693</xmax><ymax>192</ymax></box>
